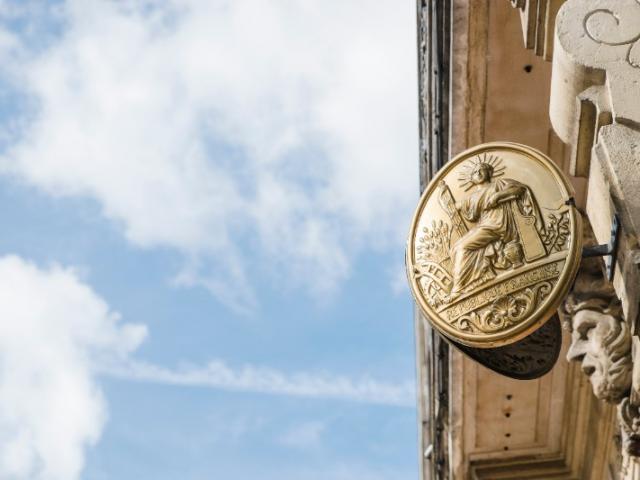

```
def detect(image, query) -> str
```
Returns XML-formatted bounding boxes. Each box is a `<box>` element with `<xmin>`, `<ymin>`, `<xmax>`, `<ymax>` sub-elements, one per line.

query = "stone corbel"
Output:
<box><xmin>550</xmin><ymin>0</ymin><xmax>640</xmax><ymax>329</ymax></box>
<box><xmin>562</xmin><ymin>250</ymin><xmax>639</xmax><ymax>457</ymax></box>
<box><xmin>563</xmin><ymin>254</ymin><xmax>631</xmax><ymax>404</ymax></box>
<box><xmin>550</xmin><ymin>0</ymin><xmax>640</xmax><ymax>150</ymax></box>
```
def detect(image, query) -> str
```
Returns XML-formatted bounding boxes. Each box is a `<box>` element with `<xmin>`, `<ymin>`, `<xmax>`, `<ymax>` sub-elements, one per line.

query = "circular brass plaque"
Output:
<box><xmin>407</xmin><ymin>142</ymin><xmax>582</xmax><ymax>348</ymax></box>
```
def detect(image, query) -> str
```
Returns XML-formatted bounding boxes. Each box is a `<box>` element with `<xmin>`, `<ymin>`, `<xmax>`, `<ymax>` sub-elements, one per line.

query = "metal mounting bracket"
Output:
<box><xmin>582</xmin><ymin>214</ymin><xmax>620</xmax><ymax>281</ymax></box>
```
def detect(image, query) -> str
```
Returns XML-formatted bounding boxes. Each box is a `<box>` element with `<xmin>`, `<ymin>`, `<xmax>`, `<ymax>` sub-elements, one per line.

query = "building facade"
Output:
<box><xmin>415</xmin><ymin>1</ymin><xmax>640</xmax><ymax>478</ymax></box>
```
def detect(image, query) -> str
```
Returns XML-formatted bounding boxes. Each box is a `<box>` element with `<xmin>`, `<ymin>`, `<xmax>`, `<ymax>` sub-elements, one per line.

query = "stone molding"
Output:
<box><xmin>508</xmin><ymin>0</ymin><xmax>566</xmax><ymax>60</ymax></box>
<box><xmin>550</xmin><ymin>0</ymin><xmax>640</xmax><ymax>172</ymax></box>
<box><xmin>467</xmin><ymin>358</ymin><xmax>618</xmax><ymax>480</ymax></box>
<box><xmin>550</xmin><ymin>0</ymin><xmax>640</xmax><ymax>328</ymax></box>
<box><xmin>562</xmin><ymin>241</ymin><xmax>640</xmax><ymax>468</ymax></box>
<box><xmin>588</xmin><ymin>125</ymin><xmax>640</xmax><ymax>330</ymax></box>
<box><xmin>416</xmin><ymin>2</ymin><xmax>453</xmax><ymax>478</ymax></box>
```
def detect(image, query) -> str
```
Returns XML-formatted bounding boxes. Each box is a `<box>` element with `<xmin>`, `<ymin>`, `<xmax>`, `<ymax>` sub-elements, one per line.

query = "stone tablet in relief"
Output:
<box><xmin>407</xmin><ymin>142</ymin><xmax>582</xmax><ymax>348</ymax></box>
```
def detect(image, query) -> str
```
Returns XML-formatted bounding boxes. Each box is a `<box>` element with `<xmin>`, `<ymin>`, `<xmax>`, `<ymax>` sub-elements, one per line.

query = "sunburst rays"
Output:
<box><xmin>457</xmin><ymin>153</ymin><xmax>505</xmax><ymax>190</ymax></box>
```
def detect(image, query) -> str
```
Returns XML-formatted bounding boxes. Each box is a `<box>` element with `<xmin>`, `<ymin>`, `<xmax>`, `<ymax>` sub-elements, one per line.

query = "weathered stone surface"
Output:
<box><xmin>562</xmin><ymin>230</ymin><xmax>640</xmax><ymax>469</ymax></box>
<box><xmin>551</xmin><ymin>0</ymin><xmax>640</xmax><ymax>144</ymax></box>
<box><xmin>418</xmin><ymin>0</ymin><xmax>640</xmax><ymax>477</ymax></box>
<box><xmin>619</xmin><ymin>397</ymin><xmax>640</xmax><ymax>458</ymax></box>
<box><xmin>596</xmin><ymin>125</ymin><xmax>640</xmax><ymax>242</ymax></box>
<box><xmin>562</xmin><ymin>252</ymin><xmax>632</xmax><ymax>404</ymax></box>
<box><xmin>565</xmin><ymin>305</ymin><xmax>631</xmax><ymax>403</ymax></box>
<box><xmin>589</xmin><ymin>124</ymin><xmax>640</xmax><ymax>328</ymax></box>
<box><xmin>550</xmin><ymin>0</ymin><xmax>640</xmax><ymax>330</ymax></box>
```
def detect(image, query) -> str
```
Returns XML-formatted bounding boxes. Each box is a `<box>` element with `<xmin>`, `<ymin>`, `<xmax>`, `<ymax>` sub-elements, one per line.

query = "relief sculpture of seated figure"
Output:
<box><xmin>444</xmin><ymin>161</ymin><xmax>545</xmax><ymax>302</ymax></box>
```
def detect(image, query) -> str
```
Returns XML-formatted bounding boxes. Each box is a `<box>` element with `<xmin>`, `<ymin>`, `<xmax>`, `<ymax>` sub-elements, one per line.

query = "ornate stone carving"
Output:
<box><xmin>565</xmin><ymin>298</ymin><xmax>631</xmax><ymax>403</ymax></box>
<box><xmin>551</xmin><ymin>0</ymin><xmax>640</xmax><ymax>181</ymax></box>
<box><xmin>551</xmin><ymin>0</ymin><xmax>640</xmax><ymax>329</ymax></box>
<box><xmin>584</xmin><ymin>8</ymin><xmax>640</xmax><ymax>70</ymax></box>
<box><xmin>619</xmin><ymin>398</ymin><xmax>640</xmax><ymax>457</ymax></box>
<box><xmin>562</xmin><ymin>242</ymin><xmax>640</xmax><ymax>463</ymax></box>
<box><xmin>551</xmin><ymin>0</ymin><xmax>640</xmax><ymax>148</ymax></box>
<box><xmin>562</xmin><ymin>253</ymin><xmax>631</xmax><ymax>403</ymax></box>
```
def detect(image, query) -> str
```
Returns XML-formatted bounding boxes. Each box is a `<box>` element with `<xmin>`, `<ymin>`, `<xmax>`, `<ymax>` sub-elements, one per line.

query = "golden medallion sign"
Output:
<box><xmin>407</xmin><ymin>142</ymin><xmax>582</xmax><ymax>348</ymax></box>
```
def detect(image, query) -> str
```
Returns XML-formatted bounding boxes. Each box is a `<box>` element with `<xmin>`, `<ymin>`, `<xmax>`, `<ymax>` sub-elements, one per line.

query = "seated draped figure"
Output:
<box><xmin>445</xmin><ymin>160</ymin><xmax>545</xmax><ymax>302</ymax></box>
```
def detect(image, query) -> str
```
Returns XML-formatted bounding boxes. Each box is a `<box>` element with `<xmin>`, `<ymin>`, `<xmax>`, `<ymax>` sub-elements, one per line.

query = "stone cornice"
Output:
<box><xmin>508</xmin><ymin>0</ymin><xmax>566</xmax><ymax>60</ymax></box>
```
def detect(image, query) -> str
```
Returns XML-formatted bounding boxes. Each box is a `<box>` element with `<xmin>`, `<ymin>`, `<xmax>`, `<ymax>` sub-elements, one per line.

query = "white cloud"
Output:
<box><xmin>98</xmin><ymin>358</ymin><xmax>415</xmax><ymax>407</ymax></box>
<box><xmin>0</xmin><ymin>255</ymin><xmax>146</xmax><ymax>480</ymax></box>
<box><xmin>0</xmin><ymin>253</ymin><xmax>410</xmax><ymax>478</ymax></box>
<box><xmin>0</xmin><ymin>0</ymin><xmax>418</xmax><ymax>310</ymax></box>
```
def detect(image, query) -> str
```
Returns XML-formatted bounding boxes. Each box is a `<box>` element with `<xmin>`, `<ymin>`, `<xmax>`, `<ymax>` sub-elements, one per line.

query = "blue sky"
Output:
<box><xmin>0</xmin><ymin>1</ymin><xmax>419</xmax><ymax>479</ymax></box>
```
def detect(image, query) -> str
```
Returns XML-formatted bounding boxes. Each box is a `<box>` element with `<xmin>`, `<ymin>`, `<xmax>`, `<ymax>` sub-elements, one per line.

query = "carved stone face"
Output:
<box><xmin>566</xmin><ymin>309</ymin><xmax>632</xmax><ymax>403</ymax></box>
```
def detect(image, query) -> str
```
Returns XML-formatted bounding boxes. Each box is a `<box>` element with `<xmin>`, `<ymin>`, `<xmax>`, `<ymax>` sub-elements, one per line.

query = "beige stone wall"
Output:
<box><xmin>417</xmin><ymin>0</ymin><xmax>640</xmax><ymax>477</ymax></box>
<box><xmin>549</xmin><ymin>2</ymin><xmax>640</xmax><ymax>477</ymax></box>
<box><xmin>442</xmin><ymin>0</ymin><xmax>634</xmax><ymax>478</ymax></box>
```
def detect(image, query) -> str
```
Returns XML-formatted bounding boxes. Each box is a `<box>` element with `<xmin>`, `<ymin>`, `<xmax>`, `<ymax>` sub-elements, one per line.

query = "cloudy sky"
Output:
<box><xmin>0</xmin><ymin>1</ymin><xmax>419</xmax><ymax>478</ymax></box>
